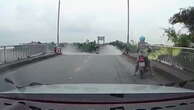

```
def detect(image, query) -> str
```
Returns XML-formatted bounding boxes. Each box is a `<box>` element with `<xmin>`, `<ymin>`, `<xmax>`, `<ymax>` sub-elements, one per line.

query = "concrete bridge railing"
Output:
<box><xmin>0</xmin><ymin>44</ymin><xmax>55</xmax><ymax>65</ymax></box>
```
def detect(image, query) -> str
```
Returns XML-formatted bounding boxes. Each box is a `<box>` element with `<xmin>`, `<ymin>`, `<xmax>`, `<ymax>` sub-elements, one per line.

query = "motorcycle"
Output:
<box><xmin>138</xmin><ymin>55</ymin><xmax>146</xmax><ymax>79</ymax></box>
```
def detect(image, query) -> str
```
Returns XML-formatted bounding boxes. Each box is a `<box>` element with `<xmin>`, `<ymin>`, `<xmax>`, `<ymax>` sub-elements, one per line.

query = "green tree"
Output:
<box><xmin>109</xmin><ymin>40</ymin><xmax>137</xmax><ymax>52</ymax></box>
<box><xmin>169</xmin><ymin>7</ymin><xmax>194</xmax><ymax>35</ymax></box>
<box><xmin>73</xmin><ymin>41</ymin><xmax>98</xmax><ymax>52</ymax></box>
<box><xmin>164</xmin><ymin>27</ymin><xmax>192</xmax><ymax>47</ymax></box>
<box><xmin>164</xmin><ymin>7</ymin><xmax>194</xmax><ymax>47</ymax></box>
<box><xmin>164</xmin><ymin>27</ymin><xmax>179</xmax><ymax>44</ymax></box>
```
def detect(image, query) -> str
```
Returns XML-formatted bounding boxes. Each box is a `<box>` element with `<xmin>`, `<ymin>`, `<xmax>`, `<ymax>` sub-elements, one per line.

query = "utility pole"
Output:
<box><xmin>57</xmin><ymin>0</ymin><xmax>61</xmax><ymax>47</ymax></box>
<box><xmin>127</xmin><ymin>0</ymin><xmax>129</xmax><ymax>45</ymax></box>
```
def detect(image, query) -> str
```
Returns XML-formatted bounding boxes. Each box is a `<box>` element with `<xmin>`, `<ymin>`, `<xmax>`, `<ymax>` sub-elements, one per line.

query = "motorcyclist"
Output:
<box><xmin>134</xmin><ymin>36</ymin><xmax>152</xmax><ymax>75</ymax></box>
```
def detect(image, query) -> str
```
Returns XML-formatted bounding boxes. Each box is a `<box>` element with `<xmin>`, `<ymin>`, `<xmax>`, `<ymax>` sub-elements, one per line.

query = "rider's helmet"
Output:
<box><xmin>139</xmin><ymin>36</ymin><xmax>145</xmax><ymax>42</ymax></box>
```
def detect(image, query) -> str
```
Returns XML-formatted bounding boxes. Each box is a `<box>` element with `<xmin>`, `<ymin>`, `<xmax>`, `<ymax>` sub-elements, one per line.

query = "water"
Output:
<box><xmin>62</xmin><ymin>45</ymin><xmax>93</xmax><ymax>55</ymax></box>
<box><xmin>99</xmin><ymin>45</ymin><xmax>122</xmax><ymax>55</ymax></box>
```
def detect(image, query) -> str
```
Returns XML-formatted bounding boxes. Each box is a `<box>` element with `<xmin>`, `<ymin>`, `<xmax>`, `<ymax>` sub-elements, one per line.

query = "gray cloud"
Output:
<box><xmin>0</xmin><ymin>0</ymin><xmax>194</xmax><ymax>45</ymax></box>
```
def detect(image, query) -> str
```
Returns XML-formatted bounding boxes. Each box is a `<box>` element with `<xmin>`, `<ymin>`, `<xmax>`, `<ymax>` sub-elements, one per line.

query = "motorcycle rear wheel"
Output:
<box><xmin>140</xmin><ymin>69</ymin><xmax>144</xmax><ymax>79</ymax></box>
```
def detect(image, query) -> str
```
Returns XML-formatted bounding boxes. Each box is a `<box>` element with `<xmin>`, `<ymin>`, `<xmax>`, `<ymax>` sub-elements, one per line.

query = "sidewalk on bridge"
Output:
<box><xmin>0</xmin><ymin>52</ymin><xmax>57</xmax><ymax>74</ymax></box>
<box><xmin>124</xmin><ymin>52</ymin><xmax>194</xmax><ymax>82</ymax></box>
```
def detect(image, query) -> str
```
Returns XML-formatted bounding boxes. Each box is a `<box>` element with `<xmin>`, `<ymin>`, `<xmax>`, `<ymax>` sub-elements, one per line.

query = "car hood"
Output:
<box><xmin>1</xmin><ymin>84</ymin><xmax>194</xmax><ymax>94</ymax></box>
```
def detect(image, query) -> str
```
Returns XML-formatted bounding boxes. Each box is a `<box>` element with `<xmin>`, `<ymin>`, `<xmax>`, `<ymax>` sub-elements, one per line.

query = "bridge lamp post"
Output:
<box><xmin>57</xmin><ymin>0</ymin><xmax>61</xmax><ymax>47</ymax></box>
<box><xmin>127</xmin><ymin>0</ymin><xmax>130</xmax><ymax>46</ymax></box>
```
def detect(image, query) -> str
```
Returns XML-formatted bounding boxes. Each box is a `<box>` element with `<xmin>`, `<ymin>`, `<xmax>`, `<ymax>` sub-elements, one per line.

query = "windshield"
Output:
<box><xmin>0</xmin><ymin>0</ymin><xmax>194</xmax><ymax>109</ymax></box>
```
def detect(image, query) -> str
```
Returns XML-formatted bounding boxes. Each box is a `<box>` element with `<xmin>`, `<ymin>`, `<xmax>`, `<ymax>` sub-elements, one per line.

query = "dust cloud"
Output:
<box><xmin>62</xmin><ymin>45</ymin><xmax>89</xmax><ymax>55</ymax></box>
<box><xmin>99</xmin><ymin>45</ymin><xmax>122</xmax><ymax>55</ymax></box>
<box><xmin>62</xmin><ymin>45</ymin><xmax>122</xmax><ymax>55</ymax></box>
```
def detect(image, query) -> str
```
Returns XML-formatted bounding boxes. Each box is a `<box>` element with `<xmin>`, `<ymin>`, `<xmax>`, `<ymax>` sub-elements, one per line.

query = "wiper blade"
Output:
<box><xmin>4</xmin><ymin>77</ymin><xmax>44</xmax><ymax>89</ymax></box>
<box><xmin>4</xmin><ymin>78</ymin><xmax>15</xmax><ymax>85</ymax></box>
<box><xmin>158</xmin><ymin>79</ymin><xmax>194</xmax><ymax>88</ymax></box>
<box><xmin>110</xmin><ymin>94</ymin><xmax>124</xmax><ymax>98</ymax></box>
<box><xmin>4</xmin><ymin>78</ymin><xmax>21</xmax><ymax>89</ymax></box>
<box><xmin>28</xmin><ymin>82</ymin><xmax>43</xmax><ymax>87</ymax></box>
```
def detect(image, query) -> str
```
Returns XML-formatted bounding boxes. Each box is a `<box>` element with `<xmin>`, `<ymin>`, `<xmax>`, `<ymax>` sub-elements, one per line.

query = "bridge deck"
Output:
<box><xmin>0</xmin><ymin>45</ymin><xmax>182</xmax><ymax>92</ymax></box>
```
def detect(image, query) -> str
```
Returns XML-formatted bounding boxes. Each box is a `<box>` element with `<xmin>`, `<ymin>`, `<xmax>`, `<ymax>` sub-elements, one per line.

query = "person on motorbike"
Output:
<box><xmin>134</xmin><ymin>36</ymin><xmax>152</xmax><ymax>75</ymax></box>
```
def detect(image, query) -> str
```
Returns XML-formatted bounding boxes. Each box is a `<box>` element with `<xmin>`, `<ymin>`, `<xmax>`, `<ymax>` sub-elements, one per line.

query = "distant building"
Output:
<box><xmin>97</xmin><ymin>36</ymin><xmax>105</xmax><ymax>44</ymax></box>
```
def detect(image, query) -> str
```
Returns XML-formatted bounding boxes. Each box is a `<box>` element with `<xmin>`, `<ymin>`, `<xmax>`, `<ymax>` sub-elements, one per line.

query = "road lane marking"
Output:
<box><xmin>73</xmin><ymin>56</ymin><xmax>92</xmax><ymax>72</ymax></box>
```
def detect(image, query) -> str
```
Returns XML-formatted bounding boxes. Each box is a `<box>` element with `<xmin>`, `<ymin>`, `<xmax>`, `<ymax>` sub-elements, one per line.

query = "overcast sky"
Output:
<box><xmin>0</xmin><ymin>0</ymin><xmax>194</xmax><ymax>45</ymax></box>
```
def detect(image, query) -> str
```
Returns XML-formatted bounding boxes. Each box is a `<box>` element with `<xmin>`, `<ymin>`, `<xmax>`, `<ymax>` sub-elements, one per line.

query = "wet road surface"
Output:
<box><xmin>0</xmin><ymin>45</ymin><xmax>175</xmax><ymax>92</ymax></box>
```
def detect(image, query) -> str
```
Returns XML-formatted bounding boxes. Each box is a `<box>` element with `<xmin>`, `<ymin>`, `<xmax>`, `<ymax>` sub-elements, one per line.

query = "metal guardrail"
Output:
<box><xmin>149</xmin><ymin>46</ymin><xmax>194</xmax><ymax>73</ymax></box>
<box><xmin>0</xmin><ymin>44</ymin><xmax>55</xmax><ymax>65</ymax></box>
<box><xmin>125</xmin><ymin>45</ymin><xmax>194</xmax><ymax>73</ymax></box>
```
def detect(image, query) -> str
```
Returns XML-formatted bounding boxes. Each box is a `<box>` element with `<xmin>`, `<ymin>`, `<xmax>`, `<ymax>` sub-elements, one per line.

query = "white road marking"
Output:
<box><xmin>74</xmin><ymin>56</ymin><xmax>91</xmax><ymax>72</ymax></box>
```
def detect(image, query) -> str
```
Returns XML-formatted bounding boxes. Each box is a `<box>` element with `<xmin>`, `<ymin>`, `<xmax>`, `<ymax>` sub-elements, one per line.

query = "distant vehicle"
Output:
<box><xmin>54</xmin><ymin>47</ymin><xmax>62</xmax><ymax>55</ymax></box>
